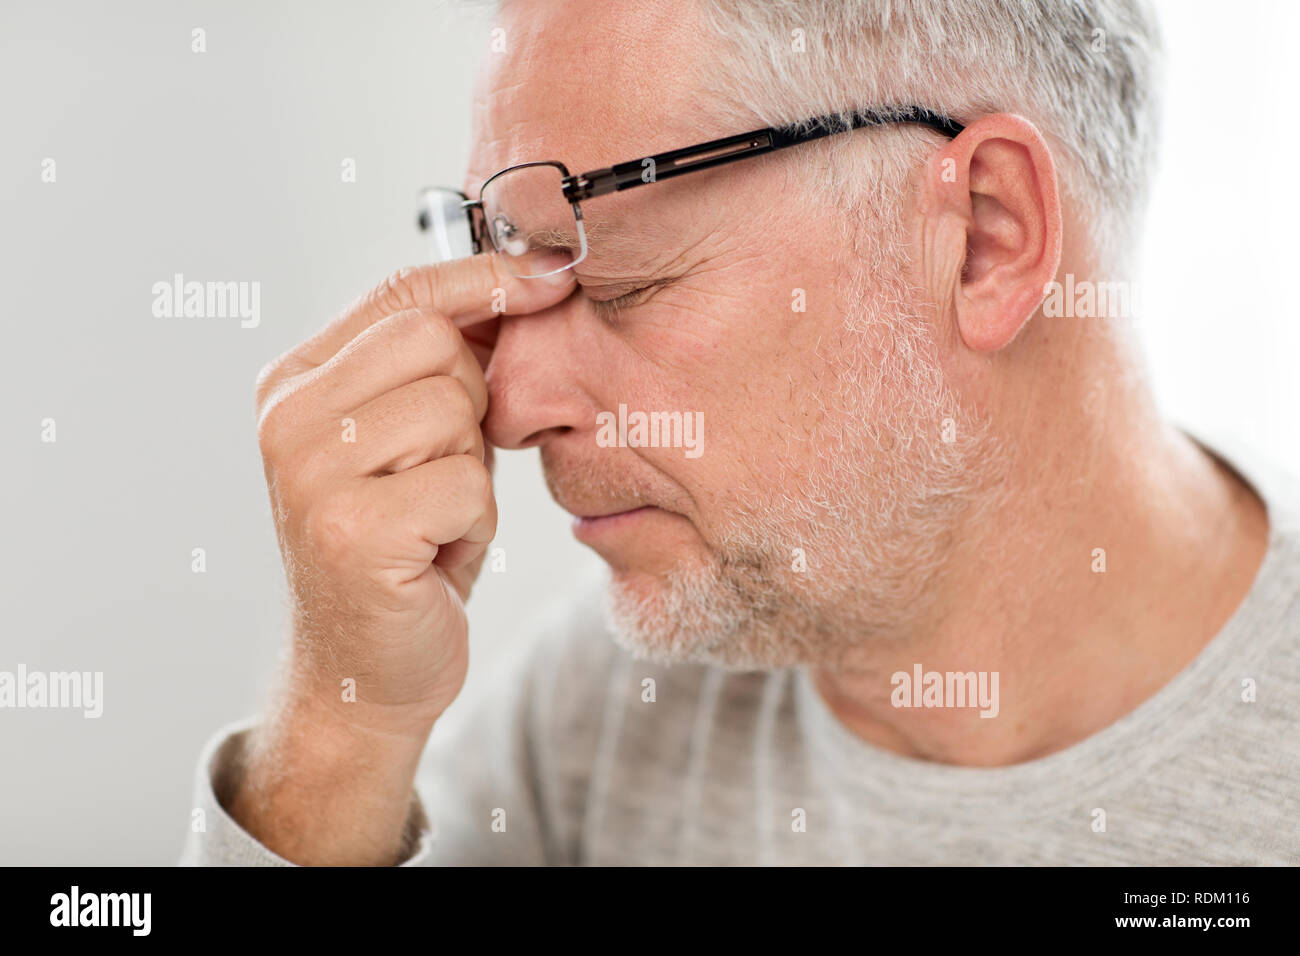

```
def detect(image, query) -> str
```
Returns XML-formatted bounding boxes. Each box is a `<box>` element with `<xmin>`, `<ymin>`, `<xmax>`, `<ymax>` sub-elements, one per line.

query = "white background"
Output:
<box><xmin>0</xmin><ymin>0</ymin><xmax>1294</xmax><ymax>864</ymax></box>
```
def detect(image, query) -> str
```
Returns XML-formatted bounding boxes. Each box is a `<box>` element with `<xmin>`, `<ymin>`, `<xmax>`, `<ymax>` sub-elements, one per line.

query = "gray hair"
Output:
<box><xmin>693</xmin><ymin>0</ymin><xmax>1164</xmax><ymax>273</ymax></box>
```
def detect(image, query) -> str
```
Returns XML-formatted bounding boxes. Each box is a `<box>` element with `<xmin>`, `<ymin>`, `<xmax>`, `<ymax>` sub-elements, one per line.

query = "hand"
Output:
<box><xmin>228</xmin><ymin>251</ymin><xmax>575</xmax><ymax>865</ymax></box>
<box><xmin>256</xmin><ymin>250</ymin><xmax>574</xmax><ymax>729</ymax></box>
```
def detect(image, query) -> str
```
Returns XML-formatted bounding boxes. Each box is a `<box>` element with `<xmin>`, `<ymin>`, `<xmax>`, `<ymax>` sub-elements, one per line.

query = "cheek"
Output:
<box><xmin>594</xmin><ymin>281</ymin><xmax>845</xmax><ymax>520</ymax></box>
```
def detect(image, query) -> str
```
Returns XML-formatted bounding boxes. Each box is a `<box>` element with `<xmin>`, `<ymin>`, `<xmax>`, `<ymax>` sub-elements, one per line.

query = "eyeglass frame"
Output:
<box><xmin>417</xmin><ymin>106</ymin><xmax>965</xmax><ymax>278</ymax></box>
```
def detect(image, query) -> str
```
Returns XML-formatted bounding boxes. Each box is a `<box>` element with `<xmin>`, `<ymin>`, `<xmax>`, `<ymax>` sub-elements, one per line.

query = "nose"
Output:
<box><xmin>482</xmin><ymin>305</ymin><xmax>590</xmax><ymax>450</ymax></box>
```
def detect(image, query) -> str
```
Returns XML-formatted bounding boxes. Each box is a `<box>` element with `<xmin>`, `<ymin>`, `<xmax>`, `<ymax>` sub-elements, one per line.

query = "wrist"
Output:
<box><xmin>226</xmin><ymin>687</ymin><xmax>435</xmax><ymax>865</ymax></box>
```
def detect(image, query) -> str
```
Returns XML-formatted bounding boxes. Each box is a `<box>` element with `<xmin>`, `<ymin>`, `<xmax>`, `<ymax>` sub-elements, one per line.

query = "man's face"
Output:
<box><xmin>468</xmin><ymin>0</ymin><xmax>992</xmax><ymax>668</ymax></box>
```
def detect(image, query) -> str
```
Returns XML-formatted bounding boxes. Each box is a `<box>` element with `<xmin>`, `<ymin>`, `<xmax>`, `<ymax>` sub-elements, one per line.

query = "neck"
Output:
<box><xmin>812</xmin><ymin>335</ymin><xmax>1269</xmax><ymax>766</ymax></box>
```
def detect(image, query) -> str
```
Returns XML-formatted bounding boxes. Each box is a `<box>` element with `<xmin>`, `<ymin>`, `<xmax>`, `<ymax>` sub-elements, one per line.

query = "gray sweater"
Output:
<box><xmin>180</xmin><ymin>435</ymin><xmax>1300</xmax><ymax>865</ymax></box>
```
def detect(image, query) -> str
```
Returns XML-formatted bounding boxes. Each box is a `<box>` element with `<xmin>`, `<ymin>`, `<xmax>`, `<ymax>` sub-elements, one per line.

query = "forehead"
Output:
<box><xmin>465</xmin><ymin>0</ymin><xmax>718</xmax><ymax>188</ymax></box>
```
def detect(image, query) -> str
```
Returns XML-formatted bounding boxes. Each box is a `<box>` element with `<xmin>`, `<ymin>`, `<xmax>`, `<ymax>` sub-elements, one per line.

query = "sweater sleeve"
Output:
<box><xmin>178</xmin><ymin>574</ymin><xmax>616</xmax><ymax>866</ymax></box>
<box><xmin>176</xmin><ymin>714</ymin><xmax>436</xmax><ymax>866</ymax></box>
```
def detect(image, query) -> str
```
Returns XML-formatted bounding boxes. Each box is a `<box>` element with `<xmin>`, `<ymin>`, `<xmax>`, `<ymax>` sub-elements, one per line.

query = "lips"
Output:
<box><xmin>570</xmin><ymin>506</ymin><xmax>658</xmax><ymax>544</ymax></box>
<box><xmin>549</xmin><ymin>488</ymin><xmax>653</xmax><ymax>522</ymax></box>
<box><xmin>569</xmin><ymin>505</ymin><xmax>651</xmax><ymax>521</ymax></box>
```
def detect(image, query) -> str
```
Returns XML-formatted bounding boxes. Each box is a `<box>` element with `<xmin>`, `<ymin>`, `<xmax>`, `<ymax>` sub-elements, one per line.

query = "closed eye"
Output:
<box><xmin>582</xmin><ymin>279</ymin><xmax>669</xmax><ymax>323</ymax></box>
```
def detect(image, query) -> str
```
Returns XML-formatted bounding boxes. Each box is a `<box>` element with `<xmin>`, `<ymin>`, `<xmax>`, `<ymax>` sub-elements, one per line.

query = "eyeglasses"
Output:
<box><xmin>416</xmin><ymin>106</ymin><xmax>964</xmax><ymax>279</ymax></box>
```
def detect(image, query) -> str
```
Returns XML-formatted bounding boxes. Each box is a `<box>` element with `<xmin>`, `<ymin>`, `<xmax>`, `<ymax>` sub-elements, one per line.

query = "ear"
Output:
<box><xmin>918</xmin><ymin>114</ymin><xmax>1062</xmax><ymax>352</ymax></box>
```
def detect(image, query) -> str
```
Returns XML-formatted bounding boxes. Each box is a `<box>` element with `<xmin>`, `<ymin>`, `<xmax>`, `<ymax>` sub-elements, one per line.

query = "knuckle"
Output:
<box><xmin>481</xmin><ymin>488</ymin><xmax>499</xmax><ymax>533</ymax></box>
<box><xmin>427</xmin><ymin>375</ymin><xmax>475</xmax><ymax>422</ymax></box>
<box><xmin>372</xmin><ymin>266</ymin><xmax>432</xmax><ymax>318</ymax></box>
<box><xmin>256</xmin><ymin>393</ymin><xmax>292</xmax><ymax>456</ymax></box>
<box><xmin>254</xmin><ymin>362</ymin><xmax>276</xmax><ymax>407</ymax></box>
<box><xmin>466</xmin><ymin>426</ymin><xmax>486</xmax><ymax>462</ymax></box>
<box><xmin>254</xmin><ymin>354</ymin><xmax>289</xmax><ymax>411</ymax></box>
<box><xmin>255</xmin><ymin>345</ymin><xmax>308</xmax><ymax>408</ymax></box>
<box><xmin>452</xmin><ymin>454</ymin><xmax>493</xmax><ymax>507</ymax></box>
<box><xmin>419</xmin><ymin>309</ymin><xmax>459</xmax><ymax>361</ymax></box>
<box><xmin>482</xmin><ymin>253</ymin><xmax>511</xmax><ymax>294</ymax></box>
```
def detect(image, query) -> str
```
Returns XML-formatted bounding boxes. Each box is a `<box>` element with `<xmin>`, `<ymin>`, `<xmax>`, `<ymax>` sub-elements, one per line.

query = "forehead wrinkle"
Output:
<box><xmin>464</xmin><ymin>1</ymin><xmax>760</xmax><ymax>277</ymax></box>
<box><xmin>467</xmin><ymin>0</ymin><xmax>723</xmax><ymax>192</ymax></box>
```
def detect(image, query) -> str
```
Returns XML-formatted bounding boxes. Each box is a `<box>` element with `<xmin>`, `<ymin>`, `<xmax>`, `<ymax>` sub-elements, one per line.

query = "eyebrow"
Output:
<box><xmin>523</xmin><ymin>209</ymin><xmax>644</xmax><ymax>254</ymax></box>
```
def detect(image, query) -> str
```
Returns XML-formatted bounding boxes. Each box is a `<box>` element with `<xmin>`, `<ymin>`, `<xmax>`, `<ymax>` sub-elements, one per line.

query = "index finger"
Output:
<box><xmin>289</xmin><ymin>249</ymin><xmax>575</xmax><ymax>377</ymax></box>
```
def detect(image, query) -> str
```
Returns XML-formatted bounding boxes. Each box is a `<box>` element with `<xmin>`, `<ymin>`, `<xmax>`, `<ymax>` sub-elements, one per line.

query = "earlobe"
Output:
<box><xmin>922</xmin><ymin>114</ymin><xmax>1062</xmax><ymax>353</ymax></box>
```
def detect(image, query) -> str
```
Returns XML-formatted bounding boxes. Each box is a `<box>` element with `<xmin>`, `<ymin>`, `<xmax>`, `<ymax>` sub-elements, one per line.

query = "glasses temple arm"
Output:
<box><xmin>562</xmin><ymin>108</ymin><xmax>964</xmax><ymax>202</ymax></box>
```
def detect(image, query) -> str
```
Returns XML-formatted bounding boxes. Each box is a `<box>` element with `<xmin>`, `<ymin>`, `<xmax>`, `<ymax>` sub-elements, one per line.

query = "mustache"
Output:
<box><xmin>539</xmin><ymin>446</ymin><xmax>688</xmax><ymax>518</ymax></box>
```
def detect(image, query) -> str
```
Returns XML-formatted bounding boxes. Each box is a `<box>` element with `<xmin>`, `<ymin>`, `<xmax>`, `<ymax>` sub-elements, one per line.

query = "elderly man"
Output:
<box><xmin>182</xmin><ymin>0</ymin><xmax>1298</xmax><ymax>866</ymax></box>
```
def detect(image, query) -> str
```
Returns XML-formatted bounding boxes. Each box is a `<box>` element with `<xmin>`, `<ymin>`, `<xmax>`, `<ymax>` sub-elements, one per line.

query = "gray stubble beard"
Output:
<box><xmin>604</xmin><ymin>246</ymin><xmax>1003</xmax><ymax>671</ymax></box>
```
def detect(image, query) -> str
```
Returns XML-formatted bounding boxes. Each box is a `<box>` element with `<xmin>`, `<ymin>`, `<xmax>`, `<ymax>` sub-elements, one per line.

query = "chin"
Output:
<box><xmin>599</xmin><ymin>551</ymin><xmax>814</xmax><ymax>671</ymax></box>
